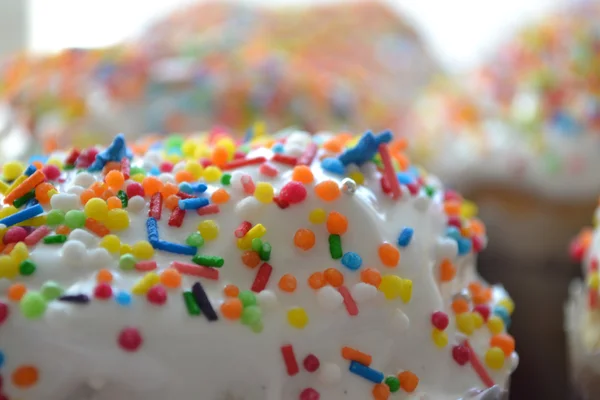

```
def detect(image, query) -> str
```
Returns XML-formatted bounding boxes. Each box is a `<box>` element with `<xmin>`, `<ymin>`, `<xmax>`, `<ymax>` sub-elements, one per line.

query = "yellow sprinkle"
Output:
<box><xmin>0</xmin><ymin>180</ymin><xmax>9</xmax><ymax>195</ymax></box>
<box><xmin>131</xmin><ymin>272</ymin><xmax>160</xmax><ymax>295</ymax></box>
<box><xmin>485</xmin><ymin>347</ymin><xmax>505</xmax><ymax>370</ymax></box>
<box><xmin>2</xmin><ymin>161</ymin><xmax>25</xmax><ymax>181</ymax></box>
<box><xmin>254</xmin><ymin>182</ymin><xmax>274</xmax><ymax>204</ymax></box>
<box><xmin>84</xmin><ymin>198</ymin><xmax>108</xmax><ymax>221</ymax></box>
<box><xmin>456</xmin><ymin>313</ymin><xmax>475</xmax><ymax>335</ymax></box>
<box><xmin>460</xmin><ymin>200</ymin><xmax>478</xmax><ymax>219</ymax></box>
<box><xmin>0</xmin><ymin>255</ymin><xmax>18</xmax><ymax>279</ymax></box>
<box><xmin>16</xmin><ymin>215</ymin><xmax>46</xmax><ymax>227</ymax></box>
<box><xmin>472</xmin><ymin>311</ymin><xmax>484</xmax><ymax>329</ymax></box>
<box><xmin>100</xmin><ymin>234</ymin><xmax>121</xmax><ymax>253</ymax></box>
<box><xmin>378</xmin><ymin>275</ymin><xmax>403</xmax><ymax>300</ymax></box>
<box><xmin>46</xmin><ymin>158</ymin><xmax>63</xmax><ymax>169</ymax></box>
<box><xmin>198</xmin><ymin>220</ymin><xmax>219</xmax><ymax>241</ymax></box>
<box><xmin>216</xmin><ymin>137</ymin><xmax>236</xmax><ymax>158</ymax></box>
<box><xmin>287</xmin><ymin>307</ymin><xmax>309</xmax><ymax>329</ymax></box>
<box><xmin>487</xmin><ymin>315</ymin><xmax>505</xmax><ymax>335</ymax></box>
<box><xmin>120</xmin><ymin>243</ymin><xmax>133</xmax><ymax>256</ymax></box>
<box><xmin>399</xmin><ymin>279</ymin><xmax>412</xmax><ymax>303</ymax></box>
<box><xmin>105</xmin><ymin>209</ymin><xmax>130</xmax><ymax>231</ymax></box>
<box><xmin>185</xmin><ymin>161</ymin><xmax>204</xmax><ymax>180</ymax></box>
<box><xmin>130</xmin><ymin>173</ymin><xmax>145</xmax><ymax>183</ymax></box>
<box><xmin>132</xmin><ymin>241</ymin><xmax>154</xmax><ymax>260</ymax></box>
<box><xmin>0</xmin><ymin>206</ymin><xmax>16</xmax><ymax>219</ymax></box>
<box><xmin>347</xmin><ymin>171</ymin><xmax>364</xmax><ymax>185</ymax></box>
<box><xmin>6</xmin><ymin>176</ymin><xmax>26</xmax><ymax>195</ymax></box>
<box><xmin>431</xmin><ymin>328</ymin><xmax>448</xmax><ymax>348</ymax></box>
<box><xmin>181</xmin><ymin>139</ymin><xmax>197</xmax><ymax>158</ymax></box>
<box><xmin>237</xmin><ymin>223</ymin><xmax>266</xmax><ymax>249</ymax></box>
<box><xmin>203</xmin><ymin>166</ymin><xmax>222</xmax><ymax>183</ymax></box>
<box><xmin>165</xmin><ymin>154</ymin><xmax>182</xmax><ymax>164</ymax></box>
<box><xmin>308</xmin><ymin>208</ymin><xmax>327</xmax><ymax>224</ymax></box>
<box><xmin>497</xmin><ymin>298</ymin><xmax>515</xmax><ymax>315</ymax></box>
<box><xmin>194</xmin><ymin>144</ymin><xmax>211</xmax><ymax>160</ymax></box>
<box><xmin>253</xmin><ymin>121</ymin><xmax>266</xmax><ymax>138</ymax></box>
<box><xmin>10</xmin><ymin>242</ymin><xmax>29</xmax><ymax>264</ymax></box>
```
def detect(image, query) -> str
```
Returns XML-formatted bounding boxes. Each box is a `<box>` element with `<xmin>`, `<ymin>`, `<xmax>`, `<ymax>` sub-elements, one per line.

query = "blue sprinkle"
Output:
<box><xmin>24</xmin><ymin>164</ymin><xmax>37</xmax><ymax>176</ymax></box>
<box><xmin>494</xmin><ymin>306</ymin><xmax>511</xmax><ymax>329</ymax></box>
<box><xmin>397</xmin><ymin>227</ymin><xmax>414</xmax><ymax>247</ymax></box>
<box><xmin>271</xmin><ymin>143</ymin><xmax>285</xmax><ymax>153</ymax></box>
<box><xmin>25</xmin><ymin>198</ymin><xmax>39</xmax><ymax>208</ymax></box>
<box><xmin>0</xmin><ymin>349</ymin><xmax>4</xmax><ymax>368</ymax></box>
<box><xmin>178</xmin><ymin>197</ymin><xmax>209</xmax><ymax>210</ymax></box>
<box><xmin>154</xmin><ymin>240</ymin><xmax>197</xmax><ymax>256</ymax></box>
<box><xmin>150</xmin><ymin>166</ymin><xmax>161</xmax><ymax>176</ymax></box>
<box><xmin>179</xmin><ymin>182</ymin><xmax>194</xmax><ymax>194</ymax></box>
<box><xmin>341</xmin><ymin>252</ymin><xmax>362</xmax><ymax>270</ymax></box>
<box><xmin>375</xmin><ymin>130</ymin><xmax>393</xmax><ymax>145</ymax></box>
<box><xmin>321</xmin><ymin>157</ymin><xmax>346</xmax><ymax>175</ymax></box>
<box><xmin>457</xmin><ymin>238</ymin><xmax>472</xmax><ymax>256</ymax></box>
<box><xmin>445</xmin><ymin>227</ymin><xmax>462</xmax><ymax>241</ymax></box>
<box><xmin>115</xmin><ymin>291</ymin><xmax>132</xmax><ymax>306</ymax></box>
<box><xmin>146</xmin><ymin>217</ymin><xmax>159</xmax><ymax>245</ymax></box>
<box><xmin>396</xmin><ymin>172</ymin><xmax>416</xmax><ymax>185</ymax></box>
<box><xmin>28</xmin><ymin>155</ymin><xmax>48</xmax><ymax>164</ymax></box>
<box><xmin>0</xmin><ymin>203</ymin><xmax>44</xmax><ymax>227</ymax></box>
<box><xmin>348</xmin><ymin>361</ymin><xmax>384</xmax><ymax>383</ymax></box>
<box><xmin>338</xmin><ymin>131</ymin><xmax>377</xmax><ymax>166</ymax></box>
<box><xmin>193</xmin><ymin>183</ymin><xmax>208</xmax><ymax>193</ymax></box>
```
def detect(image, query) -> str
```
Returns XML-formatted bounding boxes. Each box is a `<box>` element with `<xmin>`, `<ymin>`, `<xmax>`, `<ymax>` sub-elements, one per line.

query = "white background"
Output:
<box><xmin>23</xmin><ymin>0</ymin><xmax>571</xmax><ymax>70</ymax></box>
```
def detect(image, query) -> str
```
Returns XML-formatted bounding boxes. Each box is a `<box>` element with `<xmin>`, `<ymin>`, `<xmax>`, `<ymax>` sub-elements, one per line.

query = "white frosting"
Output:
<box><xmin>0</xmin><ymin>133</ymin><xmax>514</xmax><ymax>400</ymax></box>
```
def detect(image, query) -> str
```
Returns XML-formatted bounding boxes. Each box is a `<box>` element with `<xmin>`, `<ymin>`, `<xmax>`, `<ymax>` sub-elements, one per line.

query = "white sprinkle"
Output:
<box><xmin>230</xmin><ymin>171</ymin><xmax>245</xmax><ymax>193</ymax></box>
<box><xmin>316</xmin><ymin>286</ymin><xmax>343</xmax><ymax>311</ymax></box>
<box><xmin>66</xmin><ymin>185</ymin><xmax>85</xmax><ymax>196</ymax></box>
<box><xmin>390</xmin><ymin>308</ymin><xmax>410</xmax><ymax>333</ymax></box>
<box><xmin>158</xmin><ymin>173</ymin><xmax>175</xmax><ymax>184</ymax></box>
<box><xmin>510</xmin><ymin>352</ymin><xmax>519</xmax><ymax>372</ymax></box>
<box><xmin>68</xmin><ymin>229</ymin><xmax>97</xmax><ymax>247</ymax></box>
<box><xmin>283</xmin><ymin>143</ymin><xmax>304</xmax><ymax>157</ymax></box>
<box><xmin>413</xmin><ymin>194</ymin><xmax>431</xmax><ymax>211</ymax></box>
<box><xmin>350</xmin><ymin>283</ymin><xmax>377</xmax><ymax>303</ymax></box>
<box><xmin>435</xmin><ymin>237</ymin><xmax>458</xmax><ymax>260</ymax></box>
<box><xmin>50</xmin><ymin>193</ymin><xmax>80</xmax><ymax>212</ymax></box>
<box><xmin>172</xmin><ymin>162</ymin><xmax>186</xmax><ymax>174</ymax></box>
<box><xmin>143</xmin><ymin>150</ymin><xmax>162</xmax><ymax>168</ymax></box>
<box><xmin>286</xmin><ymin>131</ymin><xmax>311</xmax><ymax>147</ymax></box>
<box><xmin>62</xmin><ymin>240</ymin><xmax>88</xmax><ymax>266</ymax></box>
<box><xmin>318</xmin><ymin>362</ymin><xmax>341</xmax><ymax>385</ymax></box>
<box><xmin>234</xmin><ymin>196</ymin><xmax>264</xmax><ymax>220</ymax></box>
<box><xmin>87</xmin><ymin>248</ymin><xmax>113</xmax><ymax>269</ymax></box>
<box><xmin>256</xmin><ymin>290</ymin><xmax>278</xmax><ymax>310</ymax></box>
<box><xmin>127</xmin><ymin>196</ymin><xmax>146</xmax><ymax>213</ymax></box>
<box><xmin>73</xmin><ymin>172</ymin><xmax>96</xmax><ymax>187</ymax></box>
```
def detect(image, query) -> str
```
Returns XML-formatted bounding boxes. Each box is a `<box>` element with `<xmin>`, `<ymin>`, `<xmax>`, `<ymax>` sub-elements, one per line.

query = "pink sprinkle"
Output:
<box><xmin>444</xmin><ymin>190</ymin><xmax>462</xmax><ymax>202</ymax></box>
<box><xmin>279</xmin><ymin>181</ymin><xmax>307</xmax><ymax>204</ymax></box>
<box><xmin>241</xmin><ymin>174</ymin><xmax>256</xmax><ymax>195</ymax></box>
<box><xmin>3</xmin><ymin>227</ymin><xmax>28</xmax><ymax>244</ymax></box>
<box><xmin>337</xmin><ymin>285</ymin><xmax>358</xmax><ymax>316</ymax></box>
<box><xmin>463</xmin><ymin>339</ymin><xmax>494</xmax><ymax>388</ymax></box>
<box><xmin>197</xmin><ymin>204</ymin><xmax>220</xmax><ymax>216</ymax></box>
<box><xmin>160</xmin><ymin>162</ymin><xmax>174</xmax><ymax>173</ymax></box>
<box><xmin>94</xmin><ymin>283</ymin><xmax>113</xmax><ymax>300</ymax></box>
<box><xmin>171</xmin><ymin>261</ymin><xmax>219</xmax><ymax>280</ymax></box>
<box><xmin>406</xmin><ymin>182</ymin><xmax>420</xmax><ymax>195</ymax></box>
<box><xmin>200</xmin><ymin>159</ymin><xmax>213</xmax><ymax>168</ymax></box>
<box><xmin>271</xmin><ymin>153</ymin><xmax>298</xmax><ymax>166</ymax></box>
<box><xmin>24</xmin><ymin>226</ymin><xmax>50</xmax><ymax>246</ymax></box>
<box><xmin>126</xmin><ymin>182</ymin><xmax>145</xmax><ymax>198</ymax></box>
<box><xmin>135</xmin><ymin>261</ymin><xmax>157</xmax><ymax>272</ymax></box>
<box><xmin>147</xmin><ymin>285</ymin><xmax>167</xmax><ymax>305</ymax></box>
<box><xmin>303</xmin><ymin>354</ymin><xmax>320</xmax><ymax>372</ymax></box>
<box><xmin>120</xmin><ymin>157</ymin><xmax>131</xmax><ymax>180</ymax></box>
<box><xmin>221</xmin><ymin>157</ymin><xmax>267</xmax><ymax>171</ymax></box>
<box><xmin>378</xmin><ymin>143</ymin><xmax>401</xmax><ymax>200</ymax></box>
<box><xmin>447</xmin><ymin>216</ymin><xmax>462</xmax><ymax>229</ymax></box>
<box><xmin>177</xmin><ymin>191</ymin><xmax>196</xmax><ymax>199</ymax></box>
<box><xmin>42</xmin><ymin>165</ymin><xmax>61</xmax><ymax>181</ymax></box>
<box><xmin>235</xmin><ymin>221</ymin><xmax>253</xmax><ymax>238</ymax></box>
<box><xmin>251</xmin><ymin>262</ymin><xmax>272</xmax><ymax>292</ymax></box>
<box><xmin>0</xmin><ymin>301</ymin><xmax>9</xmax><ymax>325</ymax></box>
<box><xmin>471</xmin><ymin>236</ymin><xmax>484</xmax><ymax>253</ymax></box>
<box><xmin>473</xmin><ymin>305</ymin><xmax>490</xmax><ymax>322</ymax></box>
<box><xmin>298</xmin><ymin>142</ymin><xmax>317</xmax><ymax>166</ymax></box>
<box><xmin>259</xmin><ymin>162</ymin><xmax>279</xmax><ymax>177</ymax></box>
<box><xmin>299</xmin><ymin>388</ymin><xmax>320</xmax><ymax>400</ymax></box>
<box><xmin>118</xmin><ymin>327</ymin><xmax>143</xmax><ymax>352</ymax></box>
<box><xmin>591</xmin><ymin>258</ymin><xmax>599</xmax><ymax>272</ymax></box>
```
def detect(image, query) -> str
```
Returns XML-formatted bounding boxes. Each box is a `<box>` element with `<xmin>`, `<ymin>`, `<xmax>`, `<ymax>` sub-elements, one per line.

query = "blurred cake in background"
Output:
<box><xmin>0</xmin><ymin>0</ymin><xmax>436</xmax><ymax>160</ymax></box>
<box><xmin>406</xmin><ymin>2</ymin><xmax>600</xmax><ymax>399</ymax></box>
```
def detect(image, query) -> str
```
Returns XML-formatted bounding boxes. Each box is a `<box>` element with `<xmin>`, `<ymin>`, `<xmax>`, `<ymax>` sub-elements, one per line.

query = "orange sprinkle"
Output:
<box><xmin>397</xmin><ymin>371</ymin><xmax>419</xmax><ymax>393</ymax></box>
<box><xmin>96</xmin><ymin>269</ymin><xmax>113</xmax><ymax>283</ymax></box>
<box><xmin>212</xmin><ymin>146</ymin><xmax>229</xmax><ymax>167</ymax></box>
<box><xmin>7</xmin><ymin>283</ymin><xmax>27</xmax><ymax>301</ymax></box>
<box><xmin>32</xmin><ymin>161</ymin><xmax>43</xmax><ymax>170</ymax></box>
<box><xmin>439</xmin><ymin>259</ymin><xmax>457</xmax><ymax>282</ymax></box>
<box><xmin>324</xmin><ymin>268</ymin><xmax>344</xmax><ymax>287</ymax></box>
<box><xmin>241</xmin><ymin>251</ymin><xmax>261</xmax><ymax>268</ymax></box>
<box><xmin>323</xmin><ymin>138</ymin><xmax>343</xmax><ymax>153</ymax></box>
<box><xmin>326</xmin><ymin>211</ymin><xmax>348</xmax><ymax>235</ymax></box>
<box><xmin>175</xmin><ymin>170</ymin><xmax>194</xmax><ymax>183</ymax></box>
<box><xmin>372</xmin><ymin>383</ymin><xmax>391</xmax><ymax>400</ymax></box>
<box><xmin>106</xmin><ymin>196</ymin><xmax>123</xmax><ymax>209</ymax></box>
<box><xmin>470</xmin><ymin>218</ymin><xmax>486</xmax><ymax>236</ymax></box>
<box><xmin>291</xmin><ymin>165</ymin><xmax>314</xmax><ymax>184</ymax></box>
<box><xmin>443</xmin><ymin>200</ymin><xmax>461</xmax><ymax>216</ymax></box>
<box><xmin>34</xmin><ymin>182</ymin><xmax>54</xmax><ymax>204</ymax></box>
<box><xmin>211</xmin><ymin>188</ymin><xmax>230</xmax><ymax>204</ymax></box>
<box><xmin>360</xmin><ymin>267</ymin><xmax>382</xmax><ymax>287</ymax></box>
<box><xmin>490</xmin><ymin>333</ymin><xmax>515</xmax><ymax>357</ymax></box>
<box><xmin>314</xmin><ymin>180</ymin><xmax>341</xmax><ymax>202</ymax></box>
<box><xmin>452</xmin><ymin>298</ymin><xmax>470</xmax><ymax>314</ymax></box>
<box><xmin>278</xmin><ymin>274</ymin><xmax>297</xmax><ymax>293</ymax></box>
<box><xmin>101</xmin><ymin>189</ymin><xmax>116</xmax><ymax>200</ymax></box>
<box><xmin>160</xmin><ymin>182</ymin><xmax>179</xmax><ymax>198</ymax></box>
<box><xmin>55</xmin><ymin>225</ymin><xmax>71</xmax><ymax>235</ymax></box>
<box><xmin>159</xmin><ymin>268</ymin><xmax>182</xmax><ymax>288</ymax></box>
<box><xmin>2</xmin><ymin>242</ymin><xmax>16</xmax><ymax>255</ymax></box>
<box><xmin>142</xmin><ymin>176</ymin><xmax>164</xmax><ymax>196</ymax></box>
<box><xmin>164</xmin><ymin>194</ymin><xmax>180</xmax><ymax>210</ymax></box>
<box><xmin>90</xmin><ymin>182</ymin><xmax>106</xmax><ymax>196</ymax></box>
<box><xmin>341</xmin><ymin>346</ymin><xmax>372</xmax><ymax>366</ymax></box>
<box><xmin>102</xmin><ymin>161</ymin><xmax>121</xmax><ymax>174</ymax></box>
<box><xmin>308</xmin><ymin>271</ymin><xmax>326</xmax><ymax>289</ymax></box>
<box><xmin>393</xmin><ymin>152</ymin><xmax>410</xmax><ymax>172</ymax></box>
<box><xmin>80</xmin><ymin>189</ymin><xmax>95</xmax><ymax>205</ymax></box>
<box><xmin>220</xmin><ymin>298</ymin><xmax>243</xmax><ymax>320</ymax></box>
<box><xmin>12</xmin><ymin>365</ymin><xmax>39</xmax><ymax>388</ymax></box>
<box><xmin>294</xmin><ymin>228</ymin><xmax>316</xmax><ymax>251</ymax></box>
<box><xmin>4</xmin><ymin>170</ymin><xmax>45</xmax><ymax>205</ymax></box>
<box><xmin>223</xmin><ymin>284</ymin><xmax>240</xmax><ymax>297</ymax></box>
<box><xmin>378</xmin><ymin>243</ymin><xmax>400</xmax><ymax>267</ymax></box>
<box><xmin>85</xmin><ymin>218</ymin><xmax>110</xmax><ymax>237</ymax></box>
<box><xmin>468</xmin><ymin>281</ymin><xmax>483</xmax><ymax>296</ymax></box>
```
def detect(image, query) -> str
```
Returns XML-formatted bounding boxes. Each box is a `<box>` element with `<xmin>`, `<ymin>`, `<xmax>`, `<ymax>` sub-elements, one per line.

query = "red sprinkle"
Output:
<box><xmin>168</xmin><ymin>207</ymin><xmax>186</xmax><ymax>227</ymax></box>
<box><xmin>299</xmin><ymin>388</ymin><xmax>320</xmax><ymax>400</ymax></box>
<box><xmin>259</xmin><ymin>162</ymin><xmax>279</xmax><ymax>177</ymax></box>
<box><xmin>471</xmin><ymin>236</ymin><xmax>484</xmax><ymax>253</ymax></box>
<box><xmin>149</xmin><ymin>192</ymin><xmax>163</xmax><ymax>220</ymax></box>
<box><xmin>378</xmin><ymin>143</ymin><xmax>401</xmax><ymax>200</ymax></box>
<box><xmin>337</xmin><ymin>285</ymin><xmax>358</xmax><ymax>316</ymax></box>
<box><xmin>452</xmin><ymin>344</ymin><xmax>470</xmax><ymax>366</ymax></box>
<box><xmin>126</xmin><ymin>182</ymin><xmax>145</xmax><ymax>198</ymax></box>
<box><xmin>177</xmin><ymin>191</ymin><xmax>196</xmax><ymax>199</ymax></box>
<box><xmin>221</xmin><ymin>157</ymin><xmax>267</xmax><ymax>171</ymax></box>
<box><xmin>241</xmin><ymin>174</ymin><xmax>255</xmax><ymax>195</ymax></box>
<box><xmin>24</xmin><ymin>226</ymin><xmax>50</xmax><ymax>246</ymax></box>
<box><xmin>94</xmin><ymin>283</ymin><xmax>113</xmax><ymax>300</ymax></box>
<box><xmin>200</xmin><ymin>159</ymin><xmax>212</xmax><ymax>168</ymax></box>
<box><xmin>147</xmin><ymin>285</ymin><xmax>167</xmax><ymax>305</ymax></box>
<box><xmin>251</xmin><ymin>262</ymin><xmax>273</xmax><ymax>292</ymax></box>
<box><xmin>303</xmin><ymin>354</ymin><xmax>320</xmax><ymax>372</ymax></box>
<box><xmin>42</xmin><ymin>165</ymin><xmax>61</xmax><ymax>181</ymax></box>
<box><xmin>135</xmin><ymin>261</ymin><xmax>157</xmax><ymax>272</ymax></box>
<box><xmin>120</xmin><ymin>157</ymin><xmax>131</xmax><ymax>180</ymax></box>
<box><xmin>271</xmin><ymin>153</ymin><xmax>298</xmax><ymax>166</ymax></box>
<box><xmin>298</xmin><ymin>142</ymin><xmax>317</xmax><ymax>166</ymax></box>
<box><xmin>273</xmin><ymin>196</ymin><xmax>290</xmax><ymax>209</ymax></box>
<box><xmin>591</xmin><ymin>258</ymin><xmax>599</xmax><ymax>272</ymax></box>
<box><xmin>431</xmin><ymin>311</ymin><xmax>449</xmax><ymax>330</ymax></box>
<box><xmin>3</xmin><ymin>227</ymin><xmax>28</xmax><ymax>244</ymax></box>
<box><xmin>171</xmin><ymin>261</ymin><xmax>219</xmax><ymax>280</ymax></box>
<box><xmin>0</xmin><ymin>301</ymin><xmax>9</xmax><ymax>325</ymax></box>
<box><xmin>406</xmin><ymin>182</ymin><xmax>420</xmax><ymax>195</ymax></box>
<box><xmin>160</xmin><ymin>162</ymin><xmax>174</xmax><ymax>173</ymax></box>
<box><xmin>118</xmin><ymin>327</ymin><xmax>143</xmax><ymax>352</ymax></box>
<box><xmin>380</xmin><ymin>176</ymin><xmax>391</xmax><ymax>194</ymax></box>
<box><xmin>473</xmin><ymin>305</ymin><xmax>491</xmax><ymax>321</ymax></box>
<box><xmin>234</xmin><ymin>221</ymin><xmax>253</xmax><ymax>238</ymax></box>
<box><xmin>197</xmin><ymin>204</ymin><xmax>220</xmax><ymax>216</ymax></box>
<box><xmin>65</xmin><ymin>149</ymin><xmax>81</xmax><ymax>166</ymax></box>
<box><xmin>463</xmin><ymin>339</ymin><xmax>494</xmax><ymax>388</ymax></box>
<box><xmin>281</xmin><ymin>344</ymin><xmax>299</xmax><ymax>376</ymax></box>
<box><xmin>279</xmin><ymin>181</ymin><xmax>307</xmax><ymax>204</ymax></box>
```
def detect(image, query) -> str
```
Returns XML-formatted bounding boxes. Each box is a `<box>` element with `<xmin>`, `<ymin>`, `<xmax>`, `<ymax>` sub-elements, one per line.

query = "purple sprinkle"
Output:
<box><xmin>58</xmin><ymin>294</ymin><xmax>90</xmax><ymax>304</ymax></box>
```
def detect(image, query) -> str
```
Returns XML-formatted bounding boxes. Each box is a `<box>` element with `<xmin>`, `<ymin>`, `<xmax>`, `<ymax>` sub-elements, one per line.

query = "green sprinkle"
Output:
<box><xmin>117</xmin><ymin>190</ymin><xmax>128</xmax><ymax>208</ymax></box>
<box><xmin>221</xmin><ymin>174</ymin><xmax>232</xmax><ymax>186</ymax></box>
<box><xmin>13</xmin><ymin>190</ymin><xmax>35</xmax><ymax>208</ymax></box>
<box><xmin>251</xmin><ymin>238</ymin><xmax>263</xmax><ymax>252</ymax></box>
<box><xmin>130</xmin><ymin>166</ymin><xmax>146</xmax><ymax>176</ymax></box>
<box><xmin>19</xmin><ymin>259</ymin><xmax>36</xmax><ymax>276</ymax></box>
<box><xmin>241</xmin><ymin>305</ymin><xmax>262</xmax><ymax>325</ymax></box>
<box><xmin>165</xmin><ymin>135</ymin><xmax>184</xmax><ymax>150</ymax></box>
<box><xmin>119</xmin><ymin>254</ymin><xmax>137</xmax><ymax>270</ymax></box>
<box><xmin>63</xmin><ymin>164</ymin><xmax>75</xmax><ymax>171</ymax></box>
<box><xmin>183</xmin><ymin>291</ymin><xmax>200</xmax><ymax>316</ymax></box>
<box><xmin>250</xmin><ymin>320</ymin><xmax>264</xmax><ymax>333</ymax></box>
<box><xmin>20</xmin><ymin>291</ymin><xmax>47</xmax><ymax>319</ymax></box>
<box><xmin>41</xmin><ymin>281</ymin><xmax>64</xmax><ymax>300</ymax></box>
<box><xmin>328</xmin><ymin>234</ymin><xmax>343</xmax><ymax>259</ymax></box>
<box><xmin>64</xmin><ymin>210</ymin><xmax>86</xmax><ymax>229</ymax></box>
<box><xmin>423</xmin><ymin>185</ymin><xmax>436</xmax><ymax>198</ymax></box>
<box><xmin>43</xmin><ymin>234</ymin><xmax>67</xmax><ymax>244</ymax></box>
<box><xmin>186</xmin><ymin>232</ymin><xmax>205</xmax><ymax>248</ymax></box>
<box><xmin>192</xmin><ymin>255</ymin><xmax>224</xmax><ymax>267</ymax></box>
<box><xmin>46</xmin><ymin>209</ymin><xmax>65</xmax><ymax>226</ymax></box>
<box><xmin>385</xmin><ymin>376</ymin><xmax>400</xmax><ymax>393</ymax></box>
<box><xmin>238</xmin><ymin>290</ymin><xmax>257</xmax><ymax>307</ymax></box>
<box><xmin>259</xmin><ymin>242</ymin><xmax>271</xmax><ymax>261</ymax></box>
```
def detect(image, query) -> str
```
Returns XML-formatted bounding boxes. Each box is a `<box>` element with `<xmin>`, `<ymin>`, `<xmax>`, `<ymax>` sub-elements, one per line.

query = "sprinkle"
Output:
<box><xmin>235</xmin><ymin>221</ymin><xmax>253</xmax><ymax>238</ymax></box>
<box><xmin>58</xmin><ymin>294</ymin><xmax>90</xmax><ymax>304</ymax></box>
<box><xmin>349</xmin><ymin>361</ymin><xmax>384</xmax><ymax>384</ymax></box>
<box><xmin>146</xmin><ymin>217</ymin><xmax>159</xmax><ymax>244</ymax></box>
<box><xmin>397</xmin><ymin>227</ymin><xmax>414</xmax><ymax>247</ymax></box>
<box><xmin>177</xmin><ymin>190</ymin><xmax>197</xmax><ymax>199</ymax></box>
<box><xmin>273</xmin><ymin>196</ymin><xmax>290</xmax><ymax>209</ymax></box>
<box><xmin>259</xmin><ymin>242</ymin><xmax>272</xmax><ymax>261</ymax></box>
<box><xmin>287</xmin><ymin>307</ymin><xmax>309</xmax><ymax>328</ymax></box>
<box><xmin>43</xmin><ymin>234</ymin><xmax>67</xmax><ymax>244</ymax></box>
<box><xmin>298</xmin><ymin>142</ymin><xmax>318</xmax><ymax>166</ymax></box>
<box><xmin>149</xmin><ymin>192</ymin><xmax>163</xmax><ymax>219</ymax></box>
<box><xmin>329</xmin><ymin>234</ymin><xmax>343</xmax><ymax>259</ymax></box>
<box><xmin>321</xmin><ymin>158</ymin><xmax>346</xmax><ymax>174</ymax></box>
<box><xmin>135</xmin><ymin>261</ymin><xmax>157</xmax><ymax>272</ymax></box>
<box><xmin>314</xmin><ymin>180</ymin><xmax>341</xmax><ymax>202</ymax></box>
<box><xmin>191</xmin><ymin>281</ymin><xmax>218</xmax><ymax>321</ymax></box>
<box><xmin>118</xmin><ymin>327</ymin><xmax>143</xmax><ymax>352</ymax></box>
<box><xmin>241</xmin><ymin>174</ymin><xmax>256</xmax><ymax>195</ymax></box>
<box><xmin>197</xmin><ymin>204</ymin><xmax>220</xmax><ymax>215</ymax></box>
<box><xmin>338</xmin><ymin>285</ymin><xmax>359</xmax><ymax>316</ymax></box>
<box><xmin>341</xmin><ymin>252</ymin><xmax>362</xmax><ymax>270</ymax></box>
<box><xmin>168</xmin><ymin>207</ymin><xmax>186</xmax><ymax>227</ymax></box>
<box><xmin>120</xmin><ymin>157</ymin><xmax>131</xmax><ymax>179</ymax></box>
<box><xmin>237</xmin><ymin>223</ymin><xmax>266</xmax><ymax>249</ymax></box>
<box><xmin>4</xmin><ymin>170</ymin><xmax>45</xmax><ymax>205</ymax></box>
<box><xmin>378</xmin><ymin>143</ymin><xmax>401</xmax><ymax>200</ymax></box>
<box><xmin>271</xmin><ymin>153</ymin><xmax>298</xmax><ymax>166</ymax></box>
<box><xmin>191</xmin><ymin>255</ymin><xmax>224</xmax><ymax>268</ymax></box>
<box><xmin>281</xmin><ymin>344</ymin><xmax>300</xmax><ymax>376</ymax></box>
<box><xmin>259</xmin><ymin>162</ymin><xmax>278</xmax><ymax>177</ymax></box>
<box><xmin>279</xmin><ymin>181</ymin><xmax>307</xmax><ymax>204</ymax></box>
<box><xmin>154</xmin><ymin>240</ymin><xmax>197</xmax><ymax>256</ymax></box>
<box><xmin>221</xmin><ymin>157</ymin><xmax>266</xmax><ymax>171</ymax></box>
<box><xmin>178</xmin><ymin>197</ymin><xmax>209</xmax><ymax>210</ymax></box>
<box><xmin>294</xmin><ymin>228</ymin><xmax>316</xmax><ymax>250</ymax></box>
<box><xmin>173</xmin><ymin>261</ymin><xmax>220</xmax><ymax>280</ymax></box>
<box><xmin>85</xmin><ymin>218</ymin><xmax>110</xmax><ymax>237</ymax></box>
<box><xmin>251</xmin><ymin>262</ymin><xmax>273</xmax><ymax>292</ymax></box>
<box><xmin>397</xmin><ymin>371</ymin><xmax>419</xmax><ymax>393</ymax></box>
<box><xmin>117</xmin><ymin>190</ymin><xmax>128</xmax><ymax>208</ymax></box>
<box><xmin>183</xmin><ymin>291</ymin><xmax>201</xmax><ymax>316</ymax></box>
<box><xmin>13</xmin><ymin>190</ymin><xmax>35</xmax><ymax>208</ymax></box>
<box><xmin>24</xmin><ymin>226</ymin><xmax>50</xmax><ymax>246</ymax></box>
<box><xmin>0</xmin><ymin>203</ymin><xmax>43</xmax><ymax>227</ymax></box>
<box><xmin>342</xmin><ymin>347</ymin><xmax>372</xmax><ymax>366</ymax></box>
<box><xmin>463</xmin><ymin>339</ymin><xmax>494</xmax><ymax>388</ymax></box>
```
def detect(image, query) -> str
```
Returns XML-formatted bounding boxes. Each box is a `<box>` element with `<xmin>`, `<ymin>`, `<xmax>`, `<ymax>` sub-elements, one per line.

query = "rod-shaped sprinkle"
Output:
<box><xmin>0</xmin><ymin>203</ymin><xmax>43</xmax><ymax>227</ymax></box>
<box><xmin>191</xmin><ymin>282</ymin><xmax>218</xmax><ymax>321</ymax></box>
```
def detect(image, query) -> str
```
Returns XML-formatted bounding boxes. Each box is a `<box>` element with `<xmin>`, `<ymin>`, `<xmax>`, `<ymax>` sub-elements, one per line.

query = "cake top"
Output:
<box><xmin>408</xmin><ymin>2</ymin><xmax>600</xmax><ymax>200</ymax></box>
<box><xmin>0</xmin><ymin>130</ymin><xmax>515</xmax><ymax>399</ymax></box>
